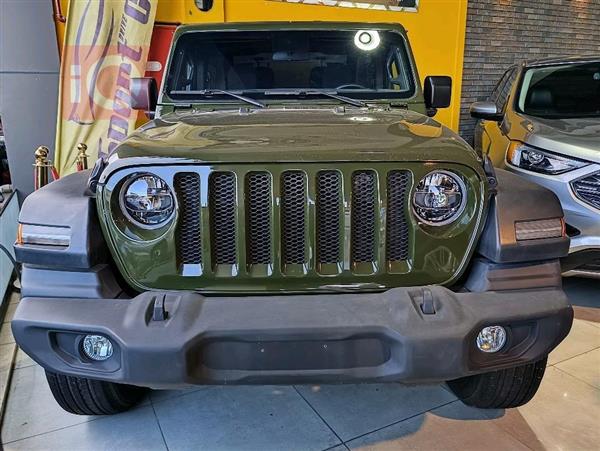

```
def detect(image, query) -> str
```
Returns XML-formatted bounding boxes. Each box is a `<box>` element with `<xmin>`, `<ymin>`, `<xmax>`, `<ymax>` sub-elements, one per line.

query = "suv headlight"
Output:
<box><xmin>412</xmin><ymin>170</ymin><xmax>467</xmax><ymax>226</ymax></box>
<box><xmin>120</xmin><ymin>174</ymin><xmax>175</xmax><ymax>227</ymax></box>
<box><xmin>507</xmin><ymin>142</ymin><xmax>589</xmax><ymax>175</ymax></box>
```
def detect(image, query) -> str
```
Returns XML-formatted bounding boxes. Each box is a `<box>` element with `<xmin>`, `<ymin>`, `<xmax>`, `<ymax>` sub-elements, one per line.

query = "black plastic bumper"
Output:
<box><xmin>12</xmin><ymin>286</ymin><xmax>573</xmax><ymax>388</ymax></box>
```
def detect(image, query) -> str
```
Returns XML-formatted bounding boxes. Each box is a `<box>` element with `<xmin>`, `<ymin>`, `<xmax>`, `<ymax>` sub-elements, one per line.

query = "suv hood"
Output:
<box><xmin>105</xmin><ymin>108</ymin><xmax>481</xmax><ymax>174</ymax></box>
<box><xmin>519</xmin><ymin>115</ymin><xmax>600</xmax><ymax>164</ymax></box>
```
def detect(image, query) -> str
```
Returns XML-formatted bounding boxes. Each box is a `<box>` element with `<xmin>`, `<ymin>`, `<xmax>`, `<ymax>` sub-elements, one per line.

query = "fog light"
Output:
<box><xmin>476</xmin><ymin>326</ymin><xmax>506</xmax><ymax>353</ymax></box>
<box><xmin>82</xmin><ymin>335</ymin><xmax>113</xmax><ymax>361</ymax></box>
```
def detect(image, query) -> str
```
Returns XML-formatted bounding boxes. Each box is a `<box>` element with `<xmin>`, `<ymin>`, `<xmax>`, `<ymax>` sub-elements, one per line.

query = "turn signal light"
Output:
<box><xmin>17</xmin><ymin>224</ymin><xmax>71</xmax><ymax>247</ymax></box>
<box><xmin>515</xmin><ymin>218</ymin><xmax>564</xmax><ymax>241</ymax></box>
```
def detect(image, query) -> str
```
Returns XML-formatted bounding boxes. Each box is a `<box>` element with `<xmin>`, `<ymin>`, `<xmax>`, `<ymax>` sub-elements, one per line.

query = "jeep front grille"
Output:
<box><xmin>281</xmin><ymin>171</ymin><xmax>307</xmax><ymax>265</ymax></box>
<box><xmin>571</xmin><ymin>171</ymin><xmax>600</xmax><ymax>211</ymax></box>
<box><xmin>351</xmin><ymin>171</ymin><xmax>377</xmax><ymax>263</ymax></box>
<box><xmin>173</xmin><ymin>166</ymin><xmax>412</xmax><ymax>276</ymax></box>
<box><xmin>316</xmin><ymin>171</ymin><xmax>342</xmax><ymax>264</ymax></box>
<box><xmin>174</xmin><ymin>172</ymin><xmax>202</xmax><ymax>265</ymax></box>
<box><xmin>209</xmin><ymin>172</ymin><xmax>237</xmax><ymax>265</ymax></box>
<box><xmin>103</xmin><ymin>163</ymin><xmax>487</xmax><ymax>292</ymax></box>
<box><xmin>246</xmin><ymin>172</ymin><xmax>272</xmax><ymax>265</ymax></box>
<box><xmin>386</xmin><ymin>170</ymin><xmax>411</xmax><ymax>262</ymax></box>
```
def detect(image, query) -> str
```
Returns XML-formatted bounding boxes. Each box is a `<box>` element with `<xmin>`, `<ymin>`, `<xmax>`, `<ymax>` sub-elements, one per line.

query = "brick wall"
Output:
<box><xmin>459</xmin><ymin>0</ymin><xmax>600</xmax><ymax>143</ymax></box>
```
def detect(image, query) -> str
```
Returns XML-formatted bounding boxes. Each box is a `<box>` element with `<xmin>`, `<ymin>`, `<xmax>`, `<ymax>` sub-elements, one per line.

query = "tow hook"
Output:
<box><xmin>152</xmin><ymin>294</ymin><xmax>168</xmax><ymax>321</ymax></box>
<box><xmin>420</xmin><ymin>288</ymin><xmax>436</xmax><ymax>315</ymax></box>
<box><xmin>483</xmin><ymin>155</ymin><xmax>498</xmax><ymax>194</ymax></box>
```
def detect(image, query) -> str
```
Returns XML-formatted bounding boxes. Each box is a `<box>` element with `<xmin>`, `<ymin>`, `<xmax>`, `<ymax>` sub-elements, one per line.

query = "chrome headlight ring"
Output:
<box><xmin>412</xmin><ymin>170</ymin><xmax>467</xmax><ymax>226</ymax></box>
<box><xmin>119</xmin><ymin>174</ymin><xmax>176</xmax><ymax>229</ymax></box>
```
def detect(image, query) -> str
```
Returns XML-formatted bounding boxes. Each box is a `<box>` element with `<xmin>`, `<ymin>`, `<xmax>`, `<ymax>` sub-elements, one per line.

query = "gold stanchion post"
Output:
<box><xmin>33</xmin><ymin>146</ymin><xmax>51</xmax><ymax>190</ymax></box>
<box><xmin>76</xmin><ymin>143</ymin><xmax>89</xmax><ymax>171</ymax></box>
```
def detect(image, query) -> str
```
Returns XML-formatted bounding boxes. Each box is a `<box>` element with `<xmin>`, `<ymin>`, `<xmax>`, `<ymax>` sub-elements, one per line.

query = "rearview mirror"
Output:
<box><xmin>424</xmin><ymin>76</ymin><xmax>452</xmax><ymax>110</ymax></box>
<box><xmin>131</xmin><ymin>77</ymin><xmax>157</xmax><ymax>114</ymax></box>
<box><xmin>470</xmin><ymin>101</ymin><xmax>504</xmax><ymax>121</ymax></box>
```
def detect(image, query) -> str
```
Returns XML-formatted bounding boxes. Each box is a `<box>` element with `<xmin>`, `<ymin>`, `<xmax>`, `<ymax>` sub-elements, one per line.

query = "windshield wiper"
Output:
<box><xmin>265</xmin><ymin>90</ymin><xmax>367</xmax><ymax>108</ymax></box>
<box><xmin>170</xmin><ymin>89</ymin><xmax>266</xmax><ymax>109</ymax></box>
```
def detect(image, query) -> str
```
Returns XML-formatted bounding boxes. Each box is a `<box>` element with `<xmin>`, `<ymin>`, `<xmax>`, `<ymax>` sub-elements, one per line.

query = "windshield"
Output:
<box><xmin>517</xmin><ymin>62</ymin><xmax>600</xmax><ymax>119</ymax></box>
<box><xmin>166</xmin><ymin>29</ymin><xmax>416</xmax><ymax>103</ymax></box>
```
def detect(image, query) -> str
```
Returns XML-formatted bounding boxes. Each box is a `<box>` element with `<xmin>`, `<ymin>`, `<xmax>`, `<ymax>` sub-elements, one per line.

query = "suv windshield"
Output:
<box><xmin>166</xmin><ymin>29</ymin><xmax>416</xmax><ymax>103</ymax></box>
<box><xmin>517</xmin><ymin>62</ymin><xmax>600</xmax><ymax>119</ymax></box>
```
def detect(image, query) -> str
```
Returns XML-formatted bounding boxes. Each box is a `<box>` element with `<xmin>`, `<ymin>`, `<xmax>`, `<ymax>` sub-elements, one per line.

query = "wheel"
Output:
<box><xmin>45</xmin><ymin>370</ymin><xmax>147</xmax><ymax>415</ymax></box>
<box><xmin>447</xmin><ymin>357</ymin><xmax>547</xmax><ymax>409</ymax></box>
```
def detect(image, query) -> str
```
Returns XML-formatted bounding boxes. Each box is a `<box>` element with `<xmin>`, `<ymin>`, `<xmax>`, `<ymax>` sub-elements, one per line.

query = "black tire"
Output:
<box><xmin>45</xmin><ymin>370</ymin><xmax>147</xmax><ymax>415</ymax></box>
<box><xmin>447</xmin><ymin>357</ymin><xmax>547</xmax><ymax>409</ymax></box>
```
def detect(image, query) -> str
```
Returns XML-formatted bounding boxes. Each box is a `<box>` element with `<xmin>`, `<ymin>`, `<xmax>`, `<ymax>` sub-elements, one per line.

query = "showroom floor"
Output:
<box><xmin>1</xmin><ymin>278</ymin><xmax>599</xmax><ymax>451</ymax></box>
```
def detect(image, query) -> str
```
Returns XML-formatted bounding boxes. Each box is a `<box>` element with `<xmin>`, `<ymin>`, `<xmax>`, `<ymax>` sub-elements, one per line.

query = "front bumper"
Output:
<box><xmin>12</xmin><ymin>286</ymin><xmax>573</xmax><ymax>389</ymax></box>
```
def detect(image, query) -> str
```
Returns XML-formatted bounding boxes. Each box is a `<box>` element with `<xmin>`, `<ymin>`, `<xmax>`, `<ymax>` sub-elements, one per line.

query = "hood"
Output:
<box><xmin>517</xmin><ymin>115</ymin><xmax>600</xmax><ymax>164</ymax></box>
<box><xmin>106</xmin><ymin>108</ymin><xmax>481</xmax><ymax>173</ymax></box>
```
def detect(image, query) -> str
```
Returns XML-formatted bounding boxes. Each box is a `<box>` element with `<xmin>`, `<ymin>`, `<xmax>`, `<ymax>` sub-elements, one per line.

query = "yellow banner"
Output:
<box><xmin>55</xmin><ymin>0</ymin><xmax>157</xmax><ymax>175</ymax></box>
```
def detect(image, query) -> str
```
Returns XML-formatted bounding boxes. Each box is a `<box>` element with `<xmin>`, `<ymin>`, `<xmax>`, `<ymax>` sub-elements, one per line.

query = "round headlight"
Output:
<box><xmin>120</xmin><ymin>174</ymin><xmax>175</xmax><ymax>227</ymax></box>
<box><xmin>412</xmin><ymin>171</ymin><xmax>466</xmax><ymax>226</ymax></box>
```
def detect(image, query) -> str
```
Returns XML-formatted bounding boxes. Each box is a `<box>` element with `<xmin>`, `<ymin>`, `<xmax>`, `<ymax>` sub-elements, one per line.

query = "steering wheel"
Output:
<box><xmin>335</xmin><ymin>84</ymin><xmax>368</xmax><ymax>90</ymax></box>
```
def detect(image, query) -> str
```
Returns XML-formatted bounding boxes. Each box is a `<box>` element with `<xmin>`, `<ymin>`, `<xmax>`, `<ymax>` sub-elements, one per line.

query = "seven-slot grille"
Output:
<box><xmin>174</xmin><ymin>168</ymin><xmax>412</xmax><ymax>274</ymax></box>
<box><xmin>571</xmin><ymin>171</ymin><xmax>600</xmax><ymax>210</ymax></box>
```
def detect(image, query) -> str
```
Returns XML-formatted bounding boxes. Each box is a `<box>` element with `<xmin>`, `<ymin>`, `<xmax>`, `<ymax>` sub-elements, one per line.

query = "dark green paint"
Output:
<box><xmin>98</xmin><ymin>162</ymin><xmax>487</xmax><ymax>294</ymax></box>
<box><xmin>103</xmin><ymin>109</ymin><xmax>480</xmax><ymax>170</ymax></box>
<box><xmin>96</xmin><ymin>23</ymin><xmax>490</xmax><ymax>294</ymax></box>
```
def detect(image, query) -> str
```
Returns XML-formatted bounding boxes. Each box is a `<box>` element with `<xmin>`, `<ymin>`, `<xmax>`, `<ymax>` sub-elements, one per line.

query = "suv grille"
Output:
<box><xmin>174</xmin><ymin>173</ymin><xmax>202</xmax><ymax>265</ymax></box>
<box><xmin>246</xmin><ymin>172</ymin><xmax>272</xmax><ymax>265</ymax></box>
<box><xmin>172</xmin><ymin>166</ymin><xmax>413</xmax><ymax>277</ymax></box>
<box><xmin>572</xmin><ymin>171</ymin><xmax>600</xmax><ymax>210</ymax></box>
<box><xmin>351</xmin><ymin>171</ymin><xmax>377</xmax><ymax>263</ymax></box>
<box><xmin>281</xmin><ymin>171</ymin><xmax>307</xmax><ymax>265</ymax></box>
<box><xmin>316</xmin><ymin>171</ymin><xmax>342</xmax><ymax>264</ymax></box>
<box><xmin>104</xmin><ymin>163</ymin><xmax>487</xmax><ymax>292</ymax></box>
<box><xmin>209</xmin><ymin>172</ymin><xmax>237</xmax><ymax>265</ymax></box>
<box><xmin>386</xmin><ymin>171</ymin><xmax>411</xmax><ymax>262</ymax></box>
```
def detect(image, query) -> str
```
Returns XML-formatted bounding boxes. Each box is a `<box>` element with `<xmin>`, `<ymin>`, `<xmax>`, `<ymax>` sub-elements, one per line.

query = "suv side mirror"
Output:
<box><xmin>131</xmin><ymin>77</ymin><xmax>157</xmax><ymax>114</ymax></box>
<box><xmin>424</xmin><ymin>76</ymin><xmax>452</xmax><ymax>110</ymax></box>
<box><xmin>470</xmin><ymin>101</ymin><xmax>503</xmax><ymax>121</ymax></box>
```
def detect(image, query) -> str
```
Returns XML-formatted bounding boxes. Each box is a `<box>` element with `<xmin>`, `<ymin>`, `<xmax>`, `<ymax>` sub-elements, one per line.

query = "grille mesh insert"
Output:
<box><xmin>209</xmin><ymin>172</ymin><xmax>237</xmax><ymax>265</ymax></box>
<box><xmin>246</xmin><ymin>172</ymin><xmax>272</xmax><ymax>264</ymax></box>
<box><xmin>572</xmin><ymin>172</ymin><xmax>600</xmax><ymax>210</ymax></box>
<box><xmin>174</xmin><ymin>173</ymin><xmax>202</xmax><ymax>265</ymax></box>
<box><xmin>351</xmin><ymin>171</ymin><xmax>377</xmax><ymax>263</ymax></box>
<box><xmin>386</xmin><ymin>171</ymin><xmax>411</xmax><ymax>262</ymax></box>
<box><xmin>281</xmin><ymin>171</ymin><xmax>306</xmax><ymax>265</ymax></box>
<box><xmin>317</xmin><ymin>171</ymin><xmax>342</xmax><ymax>264</ymax></box>
<box><xmin>172</xmin><ymin>166</ymin><xmax>414</xmax><ymax>276</ymax></box>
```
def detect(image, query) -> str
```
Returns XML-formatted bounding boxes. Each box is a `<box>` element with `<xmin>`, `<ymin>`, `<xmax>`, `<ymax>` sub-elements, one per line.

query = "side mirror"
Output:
<box><xmin>195</xmin><ymin>0</ymin><xmax>214</xmax><ymax>11</ymax></box>
<box><xmin>130</xmin><ymin>77</ymin><xmax>157</xmax><ymax>114</ymax></box>
<box><xmin>424</xmin><ymin>76</ymin><xmax>452</xmax><ymax>110</ymax></box>
<box><xmin>470</xmin><ymin>101</ymin><xmax>503</xmax><ymax>121</ymax></box>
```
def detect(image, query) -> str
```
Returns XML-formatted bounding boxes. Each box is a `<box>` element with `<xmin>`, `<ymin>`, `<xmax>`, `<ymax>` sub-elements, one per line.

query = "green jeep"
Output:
<box><xmin>12</xmin><ymin>23</ymin><xmax>573</xmax><ymax>415</ymax></box>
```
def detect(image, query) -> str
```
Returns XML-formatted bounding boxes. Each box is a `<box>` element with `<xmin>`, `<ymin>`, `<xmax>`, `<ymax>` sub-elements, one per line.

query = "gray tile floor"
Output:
<box><xmin>1</xmin><ymin>278</ymin><xmax>599</xmax><ymax>451</ymax></box>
